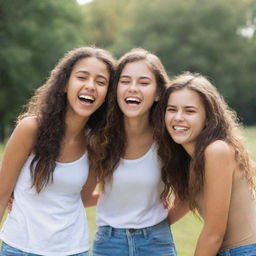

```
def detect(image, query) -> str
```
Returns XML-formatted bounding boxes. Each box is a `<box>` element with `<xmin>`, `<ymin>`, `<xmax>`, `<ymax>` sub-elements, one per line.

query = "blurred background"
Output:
<box><xmin>0</xmin><ymin>0</ymin><xmax>256</xmax><ymax>139</ymax></box>
<box><xmin>0</xmin><ymin>0</ymin><xmax>255</xmax><ymax>255</ymax></box>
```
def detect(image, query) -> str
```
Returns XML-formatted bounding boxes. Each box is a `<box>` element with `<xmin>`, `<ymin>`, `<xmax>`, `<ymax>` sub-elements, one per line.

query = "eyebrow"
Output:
<box><xmin>120</xmin><ymin>75</ymin><xmax>152</xmax><ymax>80</ymax></box>
<box><xmin>166</xmin><ymin>104</ymin><xmax>198</xmax><ymax>109</ymax></box>
<box><xmin>76</xmin><ymin>71</ymin><xmax>89</xmax><ymax>75</ymax></box>
<box><xmin>75</xmin><ymin>71</ymin><xmax>108</xmax><ymax>81</ymax></box>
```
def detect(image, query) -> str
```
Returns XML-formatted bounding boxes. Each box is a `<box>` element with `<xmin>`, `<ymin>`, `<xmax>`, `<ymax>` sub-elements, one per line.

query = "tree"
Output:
<box><xmin>0</xmin><ymin>0</ymin><xmax>85</xmax><ymax>140</ymax></box>
<box><xmin>111</xmin><ymin>0</ymin><xmax>256</xmax><ymax>124</ymax></box>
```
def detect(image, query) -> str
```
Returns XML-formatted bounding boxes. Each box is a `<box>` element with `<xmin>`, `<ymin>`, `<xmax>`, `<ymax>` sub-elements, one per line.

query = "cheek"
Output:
<box><xmin>164</xmin><ymin>112</ymin><xmax>170</xmax><ymax>127</ymax></box>
<box><xmin>98</xmin><ymin>87</ymin><xmax>108</xmax><ymax>101</ymax></box>
<box><xmin>116</xmin><ymin>85</ymin><xmax>124</xmax><ymax>103</ymax></box>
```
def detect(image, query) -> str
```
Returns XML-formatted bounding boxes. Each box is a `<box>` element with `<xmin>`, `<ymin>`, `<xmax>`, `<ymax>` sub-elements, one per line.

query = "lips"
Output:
<box><xmin>173</xmin><ymin>125</ymin><xmax>189</xmax><ymax>131</ymax></box>
<box><xmin>78</xmin><ymin>94</ymin><xmax>95</xmax><ymax>104</ymax></box>
<box><xmin>125</xmin><ymin>96</ymin><xmax>142</xmax><ymax>105</ymax></box>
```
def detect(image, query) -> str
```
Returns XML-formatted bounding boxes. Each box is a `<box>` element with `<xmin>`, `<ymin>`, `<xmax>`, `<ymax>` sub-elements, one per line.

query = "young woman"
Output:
<box><xmin>88</xmin><ymin>48</ymin><xmax>177</xmax><ymax>256</ymax></box>
<box><xmin>156</xmin><ymin>72</ymin><xmax>256</xmax><ymax>256</ymax></box>
<box><xmin>0</xmin><ymin>46</ymin><xmax>115</xmax><ymax>256</ymax></box>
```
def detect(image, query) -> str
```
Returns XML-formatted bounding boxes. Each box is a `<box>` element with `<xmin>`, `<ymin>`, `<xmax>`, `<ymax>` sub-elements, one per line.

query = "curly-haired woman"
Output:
<box><xmin>88</xmin><ymin>48</ymin><xmax>177</xmax><ymax>256</ymax></box>
<box><xmin>0</xmin><ymin>46</ymin><xmax>115</xmax><ymax>256</ymax></box>
<box><xmin>156</xmin><ymin>72</ymin><xmax>256</xmax><ymax>256</ymax></box>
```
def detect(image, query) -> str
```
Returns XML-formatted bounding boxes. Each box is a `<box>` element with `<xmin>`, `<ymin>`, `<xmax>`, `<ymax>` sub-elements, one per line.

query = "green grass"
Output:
<box><xmin>0</xmin><ymin>126</ymin><xmax>256</xmax><ymax>255</ymax></box>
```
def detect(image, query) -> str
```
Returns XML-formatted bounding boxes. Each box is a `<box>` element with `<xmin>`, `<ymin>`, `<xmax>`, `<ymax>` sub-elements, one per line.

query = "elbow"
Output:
<box><xmin>205</xmin><ymin>230</ymin><xmax>225</xmax><ymax>248</ymax></box>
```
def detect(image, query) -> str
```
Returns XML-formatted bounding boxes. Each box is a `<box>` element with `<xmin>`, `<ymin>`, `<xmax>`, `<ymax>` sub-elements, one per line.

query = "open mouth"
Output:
<box><xmin>125</xmin><ymin>97</ymin><xmax>141</xmax><ymax>105</ymax></box>
<box><xmin>78</xmin><ymin>95</ymin><xmax>95</xmax><ymax>104</ymax></box>
<box><xmin>173</xmin><ymin>125</ymin><xmax>189</xmax><ymax>131</ymax></box>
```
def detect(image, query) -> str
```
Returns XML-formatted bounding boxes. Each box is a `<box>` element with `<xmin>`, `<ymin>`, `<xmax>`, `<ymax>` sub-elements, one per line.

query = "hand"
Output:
<box><xmin>7</xmin><ymin>193</ymin><xmax>14</xmax><ymax>212</ymax></box>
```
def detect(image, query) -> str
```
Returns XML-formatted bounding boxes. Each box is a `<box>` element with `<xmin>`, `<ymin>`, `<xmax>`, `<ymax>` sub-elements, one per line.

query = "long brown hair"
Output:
<box><xmin>18</xmin><ymin>46</ymin><xmax>116</xmax><ymax>193</ymax></box>
<box><xmin>88</xmin><ymin>48</ymin><xmax>170</xmax><ymax>189</ymax></box>
<box><xmin>156</xmin><ymin>72</ymin><xmax>256</xmax><ymax>211</ymax></box>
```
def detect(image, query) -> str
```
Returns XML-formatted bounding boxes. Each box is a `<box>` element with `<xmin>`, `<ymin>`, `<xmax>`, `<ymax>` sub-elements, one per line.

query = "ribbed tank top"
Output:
<box><xmin>96</xmin><ymin>143</ymin><xmax>168</xmax><ymax>228</ymax></box>
<box><xmin>0</xmin><ymin>153</ymin><xmax>90</xmax><ymax>256</ymax></box>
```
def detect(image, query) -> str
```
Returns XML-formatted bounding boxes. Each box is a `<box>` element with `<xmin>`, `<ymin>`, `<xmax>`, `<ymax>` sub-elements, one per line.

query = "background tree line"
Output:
<box><xmin>0</xmin><ymin>0</ymin><xmax>255</xmax><ymax>141</ymax></box>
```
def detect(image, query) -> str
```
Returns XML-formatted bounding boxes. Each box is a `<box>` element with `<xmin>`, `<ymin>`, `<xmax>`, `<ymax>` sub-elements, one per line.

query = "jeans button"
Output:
<box><xmin>128</xmin><ymin>228</ymin><xmax>136</xmax><ymax>233</ymax></box>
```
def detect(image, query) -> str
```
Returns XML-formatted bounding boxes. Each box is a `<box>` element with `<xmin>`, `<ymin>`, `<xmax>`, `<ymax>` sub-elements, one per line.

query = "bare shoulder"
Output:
<box><xmin>8</xmin><ymin>116</ymin><xmax>39</xmax><ymax>149</ymax></box>
<box><xmin>15</xmin><ymin>116</ymin><xmax>39</xmax><ymax>136</ymax></box>
<box><xmin>204</xmin><ymin>140</ymin><xmax>235</xmax><ymax>159</ymax></box>
<box><xmin>204</xmin><ymin>140</ymin><xmax>236</xmax><ymax>175</ymax></box>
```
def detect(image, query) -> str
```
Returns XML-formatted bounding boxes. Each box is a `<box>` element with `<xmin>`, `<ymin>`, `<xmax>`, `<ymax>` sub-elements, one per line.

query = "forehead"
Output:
<box><xmin>72</xmin><ymin>57</ymin><xmax>109</xmax><ymax>77</ymax></box>
<box><xmin>121</xmin><ymin>60</ymin><xmax>154</xmax><ymax>78</ymax></box>
<box><xmin>168</xmin><ymin>88</ymin><xmax>203</xmax><ymax>106</ymax></box>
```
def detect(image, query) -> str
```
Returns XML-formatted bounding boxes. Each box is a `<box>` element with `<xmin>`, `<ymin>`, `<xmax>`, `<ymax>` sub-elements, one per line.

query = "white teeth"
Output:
<box><xmin>173</xmin><ymin>126</ymin><xmax>188</xmax><ymax>131</ymax></box>
<box><xmin>125</xmin><ymin>97</ymin><xmax>141</xmax><ymax>103</ymax></box>
<box><xmin>79</xmin><ymin>95</ymin><xmax>95</xmax><ymax>101</ymax></box>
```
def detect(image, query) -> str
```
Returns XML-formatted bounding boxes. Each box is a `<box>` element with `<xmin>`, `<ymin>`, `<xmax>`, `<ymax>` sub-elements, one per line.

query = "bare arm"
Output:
<box><xmin>0</xmin><ymin>117</ymin><xmax>38</xmax><ymax>221</ymax></box>
<box><xmin>81</xmin><ymin>168</ymin><xmax>99</xmax><ymax>208</ymax></box>
<box><xmin>194</xmin><ymin>141</ymin><xmax>236</xmax><ymax>256</ymax></box>
<box><xmin>168</xmin><ymin>196</ymin><xmax>190</xmax><ymax>225</ymax></box>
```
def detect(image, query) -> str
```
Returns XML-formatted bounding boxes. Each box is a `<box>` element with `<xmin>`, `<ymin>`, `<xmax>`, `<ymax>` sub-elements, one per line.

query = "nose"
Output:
<box><xmin>84</xmin><ymin>78</ymin><xmax>95</xmax><ymax>91</ymax></box>
<box><xmin>174</xmin><ymin>110</ymin><xmax>184</xmax><ymax>121</ymax></box>
<box><xmin>128</xmin><ymin>80</ymin><xmax>138</xmax><ymax>92</ymax></box>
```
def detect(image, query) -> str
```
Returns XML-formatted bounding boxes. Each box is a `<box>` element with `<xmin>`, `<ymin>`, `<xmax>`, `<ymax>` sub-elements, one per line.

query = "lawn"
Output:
<box><xmin>0</xmin><ymin>126</ymin><xmax>255</xmax><ymax>255</ymax></box>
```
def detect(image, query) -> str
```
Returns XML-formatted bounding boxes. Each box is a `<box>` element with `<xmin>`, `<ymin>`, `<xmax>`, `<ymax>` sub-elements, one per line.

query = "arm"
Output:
<box><xmin>168</xmin><ymin>196</ymin><xmax>190</xmax><ymax>225</ymax></box>
<box><xmin>81</xmin><ymin>168</ymin><xmax>99</xmax><ymax>208</ymax></box>
<box><xmin>0</xmin><ymin>117</ymin><xmax>38</xmax><ymax>221</ymax></box>
<box><xmin>194</xmin><ymin>140</ymin><xmax>236</xmax><ymax>256</ymax></box>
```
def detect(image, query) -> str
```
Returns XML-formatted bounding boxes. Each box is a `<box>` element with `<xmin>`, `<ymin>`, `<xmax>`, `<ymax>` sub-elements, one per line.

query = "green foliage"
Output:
<box><xmin>1</xmin><ymin>0</ymin><xmax>256</xmax><ymax>138</ymax></box>
<box><xmin>0</xmin><ymin>0</ymin><xmax>85</xmax><ymax>133</ymax></box>
<box><xmin>110</xmin><ymin>0</ymin><xmax>256</xmax><ymax>124</ymax></box>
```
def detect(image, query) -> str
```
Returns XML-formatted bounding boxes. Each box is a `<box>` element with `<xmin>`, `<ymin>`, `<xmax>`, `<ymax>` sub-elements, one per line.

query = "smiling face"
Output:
<box><xmin>165</xmin><ymin>88</ymin><xmax>206</xmax><ymax>155</ymax></box>
<box><xmin>117</xmin><ymin>60</ymin><xmax>159</xmax><ymax>120</ymax></box>
<box><xmin>65</xmin><ymin>57</ymin><xmax>110</xmax><ymax>119</ymax></box>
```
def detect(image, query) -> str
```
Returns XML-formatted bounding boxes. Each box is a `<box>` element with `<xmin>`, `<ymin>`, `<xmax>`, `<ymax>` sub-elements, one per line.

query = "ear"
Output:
<box><xmin>154</xmin><ymin>94</ymin><xmax>160</xmax><ymax>102</ymax></box>
<box><xmin>63</xmin><ymin>84</ymin><xmax>67</xmax><ymax>93</ymax></box>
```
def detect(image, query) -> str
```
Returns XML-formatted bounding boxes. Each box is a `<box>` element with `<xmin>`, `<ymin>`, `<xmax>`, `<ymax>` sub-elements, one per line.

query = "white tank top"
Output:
<box><xmin>96</xmin><ymin>143</ymin><xmax>168</xmax><ymax>228</ymax></box>
<box><xmin>0</xmin><ymin>154</ymin><xmax>89</xmax><ymax>256</ymax></box>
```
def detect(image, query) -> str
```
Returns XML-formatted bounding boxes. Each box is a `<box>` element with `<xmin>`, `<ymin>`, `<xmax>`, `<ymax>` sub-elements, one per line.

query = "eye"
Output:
<box><xmin>140</xmin><ymin>82</ymin><xmax>150</xmax><ymax>86</ymax></box>
<box><xmin>186</xmin><ymin>109</ymin><xmax>196</xmax><ymax>113</ymax></box>
<box><xmin>119</xmin><ymin>79</ymin><xmax>130</xmax><ymax>84</ymax></box>
<box><xmin>77</xmin><ymin>76</ymin><xmax>87</xmax><ymax>80</ymax></box>
<box><xmin>166</xmin><ymin>107</ymin><xmax>176</xmax><ymax>113</ymax></box>
<box><xmin>96</xmin><ymin>80</ymin><xmax>107</xmax><ymax>86</ymax></box>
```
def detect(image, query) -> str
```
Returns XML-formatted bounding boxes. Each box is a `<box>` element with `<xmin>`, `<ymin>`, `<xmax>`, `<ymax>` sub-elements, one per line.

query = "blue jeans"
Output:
<box><xmin>92</xmin><ymin>219</ymin><xmax>176</xmax><ymax>256</ymax></box>
<box><xmin>0</xmin><ymin>242</ymin><xmax>89</xmax><ymax>256</ymax></box>
<box><xmin>218</xmin><ymin>243</ymin><xmax>256</xmax><ymax>256</ymax></box>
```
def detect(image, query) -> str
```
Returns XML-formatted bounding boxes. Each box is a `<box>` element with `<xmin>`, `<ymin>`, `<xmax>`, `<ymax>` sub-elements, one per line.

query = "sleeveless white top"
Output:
<box><xmin>96</xmin><ymin>144</ymin><xmax>168</xmax><ymax>228</ymax></box>
<box><xmin>0</xmin><ymin>154</ymin><xmax>89</xmax><ymax>256</ymax></box>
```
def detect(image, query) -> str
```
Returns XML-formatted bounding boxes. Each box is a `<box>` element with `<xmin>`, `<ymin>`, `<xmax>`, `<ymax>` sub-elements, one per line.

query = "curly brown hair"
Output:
<box><xmin>155</xmin><ymin>72</ymin><xmax>256</xmax><ymax>211</ymax></box>
<box><xmin>87</xmin><ymin>48</ymin><xmax>170</xmax><ymax>189</ymax></box>
<box><xmin>18</xmin><ymin>46</ymin><xmax>116</xmax><ymax>193</ymax></box>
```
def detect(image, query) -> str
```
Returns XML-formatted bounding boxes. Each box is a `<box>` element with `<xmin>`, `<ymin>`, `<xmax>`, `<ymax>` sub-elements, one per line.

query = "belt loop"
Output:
<box><xmin>142</xmin><ymin>228</ymin><xmax>148</xmax><ymax>239</ymax></box>
<box><xmin>108</xmin><ymin>226</ymin><xmax>113</xmax><ymax>237</ymax></box>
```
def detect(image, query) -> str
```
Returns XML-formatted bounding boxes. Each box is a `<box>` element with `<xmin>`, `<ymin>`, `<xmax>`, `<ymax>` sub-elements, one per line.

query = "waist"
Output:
<box><xmin>96</xmin><ymin>203</ymin><xmax>168</xmax><ymax>228</ymax></box>
<box><xmin>97</xmin><ymin>218</ymin><xmax>170</xmax><ymax>237</ymax></box>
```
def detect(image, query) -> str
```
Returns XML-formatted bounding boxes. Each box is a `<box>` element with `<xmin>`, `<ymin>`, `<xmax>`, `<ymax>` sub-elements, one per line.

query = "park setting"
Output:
<box><xmin>0</xmin><ymin>0</ymin><xmax>256</xmax><ymax>255</ymax></box>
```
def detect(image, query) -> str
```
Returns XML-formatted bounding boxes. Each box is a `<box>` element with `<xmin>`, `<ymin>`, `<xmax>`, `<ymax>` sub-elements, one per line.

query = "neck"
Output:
<box><xmin>124</xmin><ymin>115</ymin><xmax>153</xmax><ymax>139</ymax></box>
<box><xmin>64</xmin><ymin>111</ymin><xmax>88</xmax><ymax>141</ymax></box>
<box><xmin>183</xmin><ymin>143</ymin><xmax>195</xmax><ymax>157</ymax></box>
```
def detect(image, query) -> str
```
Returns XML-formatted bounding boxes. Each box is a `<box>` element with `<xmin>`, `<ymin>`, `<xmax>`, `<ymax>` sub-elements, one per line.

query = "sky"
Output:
<box><xmin>76</xmin><ymin>0</ymin><xmax>93</xmax><ymax>5</ymax></box>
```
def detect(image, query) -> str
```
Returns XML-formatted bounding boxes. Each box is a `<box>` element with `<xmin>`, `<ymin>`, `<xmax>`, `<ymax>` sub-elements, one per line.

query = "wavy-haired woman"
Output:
<box><xmin>0</xmin><ymin>46</ymin><xmax>115</xmax><ymax>256</ymax></box>
<box><xmin>156</xmin><ymin>72</ymin><xmax>256</xmax><ymax>256</ymax></box>
<box><xmin>88</xmin><ymin>48</ymin><xmax>177</xmax><ymax>256</ymax></box>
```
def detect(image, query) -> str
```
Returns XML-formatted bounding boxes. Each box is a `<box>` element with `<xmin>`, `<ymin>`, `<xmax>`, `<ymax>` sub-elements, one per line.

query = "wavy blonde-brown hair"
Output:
<box><xmin>156</xmin><ymin>72</ymin><xmax>256</xmax><ymax>211</ymax></box>
<box><xmin>18</xmin><ymin>46</ymin><xmax>116</xmax><ymax>193</ymax></box>
<box><xmin>87</xmin><ymin>48</ymin><xmax>170</xmax><ymax>189</ymax></box>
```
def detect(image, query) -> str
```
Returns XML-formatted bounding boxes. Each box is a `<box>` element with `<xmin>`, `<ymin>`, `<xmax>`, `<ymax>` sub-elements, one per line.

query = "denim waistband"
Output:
<box><xmin>98</xmin><ymin>218</ymin><xmax>169</xmax><ymax>238</ymax></box>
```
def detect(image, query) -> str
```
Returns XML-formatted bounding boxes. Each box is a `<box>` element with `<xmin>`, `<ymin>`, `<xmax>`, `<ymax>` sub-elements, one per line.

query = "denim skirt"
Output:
<box><xmin>92</xmin><ymin>218</ymin><xmax>176</xmax><ymax>256</ymax></box>
<box><xmin>0</xmin><ymin>242</ymin><xmax>89</xmax><ymax>256</ymax></box>
<box><xmin>218</xmin><ymin>243</ymin><xmax>256</xmax><ymax>256</ymax></box>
